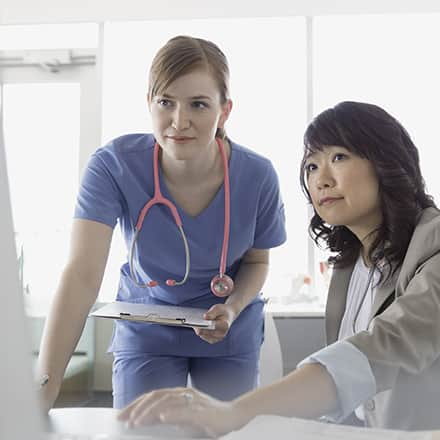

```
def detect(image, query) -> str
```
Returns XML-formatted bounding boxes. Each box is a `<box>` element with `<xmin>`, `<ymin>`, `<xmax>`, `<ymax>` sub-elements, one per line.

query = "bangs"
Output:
<box><xmin>150</xmin><ymin>59</ymin><xmax>207</xmax><ymax>98</ymax></box>
<box><xmin>303</xmin><ymin>107</ymin><xmax>367</xmax><ymax>160</ymax></box>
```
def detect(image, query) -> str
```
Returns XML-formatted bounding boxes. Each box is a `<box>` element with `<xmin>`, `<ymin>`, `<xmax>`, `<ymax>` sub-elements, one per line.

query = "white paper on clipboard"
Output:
<box><xmin>89</xmin><ymin>301</ymin><xmax>215</xmax><ymax>329</ymax></box>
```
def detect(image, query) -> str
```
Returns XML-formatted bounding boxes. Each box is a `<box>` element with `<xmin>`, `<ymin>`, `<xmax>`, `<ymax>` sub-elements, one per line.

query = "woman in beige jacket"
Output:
<box><xmin>118</xmin><ymin>101</ymin><xmax>440</xmax><ymax>437</ymax></box>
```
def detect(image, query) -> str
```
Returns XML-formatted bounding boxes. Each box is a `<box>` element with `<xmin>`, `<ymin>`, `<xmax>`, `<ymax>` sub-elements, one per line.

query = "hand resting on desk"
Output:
<box><xmin>118</xmin><ymin>387</ymin><xmax>244</xmax><ymax>438</ymax></box>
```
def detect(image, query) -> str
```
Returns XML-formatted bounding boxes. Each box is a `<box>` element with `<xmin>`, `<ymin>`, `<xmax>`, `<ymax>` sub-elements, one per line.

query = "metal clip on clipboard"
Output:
<box><xmin>90</xmin><ymin>301</ymin><xmax>215</xmax><ymax>329</ymax></box>
<box><xmin>119</xmin><ymin>312</ymin><xmax>187</xmax><ymax>327</ymax></box>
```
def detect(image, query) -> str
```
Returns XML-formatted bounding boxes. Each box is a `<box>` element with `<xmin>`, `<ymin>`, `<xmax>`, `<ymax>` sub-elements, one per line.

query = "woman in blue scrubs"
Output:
<box><xmin>37</xmin><ymin>35</ymin><xmax>286</xmax><ymax>410</ymax></box>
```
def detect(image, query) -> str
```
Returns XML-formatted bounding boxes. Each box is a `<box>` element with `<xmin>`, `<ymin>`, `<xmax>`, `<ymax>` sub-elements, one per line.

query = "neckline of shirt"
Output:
<box><xmin>152</xmin><ymin>137</ymin><xmax>237</xmax><ymax>221</ymax></box>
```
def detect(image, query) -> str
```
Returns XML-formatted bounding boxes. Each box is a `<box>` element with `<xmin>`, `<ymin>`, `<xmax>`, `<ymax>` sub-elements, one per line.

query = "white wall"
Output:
<box><xmin>2</xmin><ymin>0</ymin><xmax>440</xmax><ymax>25</ymax></box>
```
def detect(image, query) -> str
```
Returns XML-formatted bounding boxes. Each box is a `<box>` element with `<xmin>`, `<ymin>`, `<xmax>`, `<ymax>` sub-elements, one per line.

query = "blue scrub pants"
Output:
<box><xmin>112</xmin><ymin>350</ymin><xmax>260</xmax><ymax>409</ymax></box>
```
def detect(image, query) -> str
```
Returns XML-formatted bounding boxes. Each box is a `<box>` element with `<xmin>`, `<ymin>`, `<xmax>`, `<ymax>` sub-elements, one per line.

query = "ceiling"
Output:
<box><xmin>1</xmin><ymin>0</ymin><xmax>440</xmax><ymax>25</ymax></box>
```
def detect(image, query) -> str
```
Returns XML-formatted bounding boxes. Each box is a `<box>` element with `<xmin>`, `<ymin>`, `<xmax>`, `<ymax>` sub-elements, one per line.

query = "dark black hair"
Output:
<box><xmin>300</xmin><ymin>101</ymin><xmax>436</xmax><ymax>276</ymax></box>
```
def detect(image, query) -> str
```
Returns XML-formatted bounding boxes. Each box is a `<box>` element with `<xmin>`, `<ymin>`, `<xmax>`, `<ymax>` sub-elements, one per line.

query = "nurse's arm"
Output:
<box><xmin>37</xmin><ymin>219</ymin><xmax>113</xmax><ymax>412</ymax></box>
<box><xmin>225</xmin><ymin>247</ymin><xmax>269</xmax><ymax>316</ymax></box>
<box><xmin>197</xmin><ymin>248</ymin><xmax>269</xmax><ymax>343</ymax></box>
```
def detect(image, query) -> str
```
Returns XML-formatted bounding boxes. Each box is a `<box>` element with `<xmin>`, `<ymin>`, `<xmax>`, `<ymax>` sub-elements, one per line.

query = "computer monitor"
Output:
<box><xmin>0</xmin><ymin>100</ymin><xmax>45</xmax><ymax>439</ymax></box>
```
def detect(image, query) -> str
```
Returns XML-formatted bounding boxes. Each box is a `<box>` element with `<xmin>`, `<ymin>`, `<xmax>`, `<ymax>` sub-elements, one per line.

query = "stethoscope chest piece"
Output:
<box><xmin>210</xmin><ymin>274</ymin><xmax>234</xmax><ymax>297</ymax></box>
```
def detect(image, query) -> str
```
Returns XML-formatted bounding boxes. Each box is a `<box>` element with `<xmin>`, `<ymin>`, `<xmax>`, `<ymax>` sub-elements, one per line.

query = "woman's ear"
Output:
<box><xmin>219</xmin><ymin>99</ymin><xmax>233</xmax><ymax>128</ymax></box>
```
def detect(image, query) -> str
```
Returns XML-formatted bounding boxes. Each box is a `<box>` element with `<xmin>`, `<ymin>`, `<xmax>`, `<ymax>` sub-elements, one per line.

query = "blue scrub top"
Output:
<box><xmin>75</xmin><ymin>134</ymin><xmax>286</xmax><ymax>356</ymax></box>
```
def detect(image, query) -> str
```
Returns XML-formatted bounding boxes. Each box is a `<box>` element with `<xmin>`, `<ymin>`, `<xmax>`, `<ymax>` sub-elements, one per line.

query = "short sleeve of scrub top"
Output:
<box><xmin>253</xmin><ymin>160</ymin><xmax>286</xmax><ymax>249</ymax></box>
<box><xmin>75</xmin><ymin>148</ymin><xmax>124</xmax><ymax>228</ymax></box>
<box><xmin>74</xmin><ymin>134</ymin><xmax>286</xmax><ymax>357</ymax></box>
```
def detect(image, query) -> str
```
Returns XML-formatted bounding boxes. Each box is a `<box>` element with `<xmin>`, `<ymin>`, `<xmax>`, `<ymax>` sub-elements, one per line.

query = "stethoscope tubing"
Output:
<box><xmin>128</xmin><ymin>137</ymin><xmax>231</xmax><ymax>293</ymax></box>
<box><xmin>218</xmin><ymin>137</ymin><xmax>230</xmax><ymax>278</ymax></box>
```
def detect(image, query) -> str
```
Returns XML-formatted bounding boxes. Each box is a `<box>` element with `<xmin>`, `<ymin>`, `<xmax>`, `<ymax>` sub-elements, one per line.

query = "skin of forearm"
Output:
<box><xmin>225</xmin><ymin>261</ymin><xmax>269</xmax><ymax>317</ymax></box>
<box><xmin>232</xmin><ymin>363</ymin><xmax>339</xmax><ymax>425</ymax></box>
<box><xmin>37</xmin><ymin>263</ymin><xmax>99</xmax><ymax>402</ymax></box>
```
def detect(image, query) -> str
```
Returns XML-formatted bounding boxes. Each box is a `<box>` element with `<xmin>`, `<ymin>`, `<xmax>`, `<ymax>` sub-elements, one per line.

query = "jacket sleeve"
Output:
<box><xmin>298</xmin><ymin>340</ymin><xmax>376</xmax><ymax>421</ymax></box>
<box><xmin>347</xmin><ymin>250</ymin><xmax>440</xmax><ymax>392</ymax></box>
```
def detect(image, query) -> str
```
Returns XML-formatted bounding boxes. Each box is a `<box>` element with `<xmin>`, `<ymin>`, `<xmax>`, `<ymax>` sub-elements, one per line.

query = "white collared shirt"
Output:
<box><xmin>339</xmin><ymin>255</ymin><xmax>380</xmax><ymax>340</ymax></box>
<box><xmin>298</xmin><ymin>255</ymin><xmax>379</xmax><ymax>422</ymax></box>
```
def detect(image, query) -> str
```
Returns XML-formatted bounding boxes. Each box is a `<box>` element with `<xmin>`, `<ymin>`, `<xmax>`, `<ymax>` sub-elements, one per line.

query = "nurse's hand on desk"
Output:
<box><xmin>118</xmin><ymin>387</ymin><xmax>246</xmax><ymax>438</ymax></box>
<box><xmin>194</xmin><ymin>304</ymin><xmax>237</xmax><ymax>344</ymax></box>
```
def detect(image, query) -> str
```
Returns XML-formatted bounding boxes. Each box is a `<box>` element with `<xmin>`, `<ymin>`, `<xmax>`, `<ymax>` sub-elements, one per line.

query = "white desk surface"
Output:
<box><xmin>48</xmin><ymin>407</ymin><xmax>437</xmax><ymax>440</ymax></box>
<box><xmin>49</xmin><ymin>407</ymin><xmax>185</xmax><ymax>438</ymax></box>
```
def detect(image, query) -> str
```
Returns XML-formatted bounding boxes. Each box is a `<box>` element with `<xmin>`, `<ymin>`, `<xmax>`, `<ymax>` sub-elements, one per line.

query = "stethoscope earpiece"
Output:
<box><xmin>166</xmin><ymin>279</ymin><xmax>176</xmax><ymax>286</ymax></box>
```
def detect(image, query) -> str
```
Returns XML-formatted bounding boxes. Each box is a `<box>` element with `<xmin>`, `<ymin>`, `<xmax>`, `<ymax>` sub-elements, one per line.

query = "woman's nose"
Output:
<box><xmin>171</xmin><ymin>106</ymin><xmax>190</xmax><ymax>131</ymax></box>
<box><xmin>316</xmin><ymin>167</ymin><xmax>335</xmax><ymax>190</ymax></box>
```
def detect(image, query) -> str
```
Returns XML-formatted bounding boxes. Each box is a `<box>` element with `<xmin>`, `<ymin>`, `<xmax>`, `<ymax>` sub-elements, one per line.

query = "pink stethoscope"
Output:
<box><xmin>128</xmin><ymin>137</ymin><xmax>234</xmax><ymax>297</ymax></box>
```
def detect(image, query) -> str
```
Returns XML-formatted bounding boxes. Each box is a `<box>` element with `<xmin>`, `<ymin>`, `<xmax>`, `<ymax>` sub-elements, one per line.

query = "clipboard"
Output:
<box><xmin>90</xmin><ymin>301</ymin><xmax>215</xmax><ymax>329</ymax></box>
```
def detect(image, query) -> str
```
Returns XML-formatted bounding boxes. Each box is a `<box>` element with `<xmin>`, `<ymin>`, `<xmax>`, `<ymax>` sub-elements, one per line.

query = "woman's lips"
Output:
<box><xmin>319</xmin><ymin>197</ymin><xmax>344</xmax><ymax>206</ymax></box>
<box><xmin>166</xmin><ymin>136</ymin><xmax>195</xmax><ymax>143</ymax></box>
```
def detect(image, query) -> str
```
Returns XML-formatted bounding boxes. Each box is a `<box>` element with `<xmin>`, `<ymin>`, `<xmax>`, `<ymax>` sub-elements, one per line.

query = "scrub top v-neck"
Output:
<box><xmin>157</xmin><ymin>142</ymin><xmax>232</xmax><ymax>222</ymax></box>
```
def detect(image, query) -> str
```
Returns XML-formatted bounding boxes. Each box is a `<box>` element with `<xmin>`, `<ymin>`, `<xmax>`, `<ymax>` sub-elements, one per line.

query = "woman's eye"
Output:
<box><xmin>333</xmin><ymin>152</ymin><xmax>348</xmax><ymax>161</ymax></box>
<box><xmin>305</xmin><ymin>163</ymin><xmax>317</xmax><ymax>173</ymax></box>
<box><xmin>157</xmin><ymin>99</ymin><xmax>172</xmax><ymax>107</ymax></box>
<box><xmin>192</xmin><ymin>101</ymin><xmax>208</xmax><ymax>109</ymax></box>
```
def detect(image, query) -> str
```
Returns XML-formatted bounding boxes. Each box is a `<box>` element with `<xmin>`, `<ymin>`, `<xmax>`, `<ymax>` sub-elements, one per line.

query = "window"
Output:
<box><xmin>5</xmin><ymin>12</ymin><xmax>440</xmax><ymax>312</ymax></box>
<box><xmin>1</xmin><ymin>23</ymin><xmax>99</xmax><ymax>315</ymax></box>
<box><xmin>3</xmin><ymin>83</ymin><xmax>79</xmax><ymax>314</ymax></box>
<box><xmin>314</xmin><ymin>14</ymin><xmax>440</xmax><ymax>199</ymax></box>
